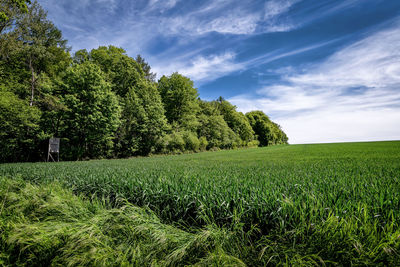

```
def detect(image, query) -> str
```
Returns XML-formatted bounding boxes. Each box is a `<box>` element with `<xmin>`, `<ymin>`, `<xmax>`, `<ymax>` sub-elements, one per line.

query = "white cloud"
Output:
<box><xmin>147</xmin><ymin>0</ymin><xmax>179</xmax><ymax>12</ymax></box>
<box><xmin>198</xmin><ymin>13</ymin><xmax>260</xmax><ymax>35</ymax></box>
<box><xmin>161</xmin><ymin>0</ymin><xmax>299</xmax><ymax>36</ymax></box>
<box><xmin>152</xmin><ymin>52</ymin><xmax>242</xmax><ymax>82</ymax></box>
<box><xmin>289</xmin><ymin>27</ymin><xmax>400</xmax><ymax>88</ymax></box>
<box><xmin>229</xmin><ymin>22</ymin><xmax>400</xmax><ymax>144</ymax></box>
<box><xmin>262</xmin><ymin>0</ymin><xmax>299</xmax><ymax>32</ymax></box>
<box><xmin>264</xmin><ymin>0</ymin><xmax>297</xmax><ymax>19</ymax></box>
<box><xmin>150</xmin><ymin>31</ymin><xmax>338</xmax><ymax>83</ymax></box>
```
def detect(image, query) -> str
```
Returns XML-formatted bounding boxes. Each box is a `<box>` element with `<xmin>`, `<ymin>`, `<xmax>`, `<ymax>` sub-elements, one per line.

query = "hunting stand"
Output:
<box><xmin>47</xmin><ymin>137</ymin><xmax>60</xmax><ymax>162</ymax></box>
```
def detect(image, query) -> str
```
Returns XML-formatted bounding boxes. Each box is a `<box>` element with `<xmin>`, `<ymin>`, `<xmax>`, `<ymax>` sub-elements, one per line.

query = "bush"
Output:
<box><xmin>167</xmin><ymin>132</ymin><xmax>185</xmax><ymax>152</ymax></box>
<box><xmin>183</xmin><ymin>131</ymin><xmax>200</xmax><ymax>151</ymax></box>
<box><xmin>247</xmin><ymin>140</ymin><xmax>260</xmax><ymax>148</ymax></box>
<box><xmin>199</xmin><ymin>136</ymin><xmax>208</xmax><ymax>151</ymax></box>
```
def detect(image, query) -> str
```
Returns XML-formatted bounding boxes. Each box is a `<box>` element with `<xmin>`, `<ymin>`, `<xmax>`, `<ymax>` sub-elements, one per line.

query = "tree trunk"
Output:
<box><xmin>29</xmin><ymin>58</ymin><xmax>36</xmax><ymax>106</ymax></box>
<box><xmin>29</xmin><ymin>59</ymin><xmax>36</xmax><ymax>106</ymax></box>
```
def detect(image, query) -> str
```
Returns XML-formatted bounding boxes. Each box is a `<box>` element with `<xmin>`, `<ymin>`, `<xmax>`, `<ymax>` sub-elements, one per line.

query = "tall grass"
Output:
<box><xmin>1</xmin><ymin>141</ymin><xmax>399</xmax><ymax>265</ymax></box>
<box><xmin>0</xmin><ymin>177</ymin><xmax>245</xmax><ymax>266</ymax></box>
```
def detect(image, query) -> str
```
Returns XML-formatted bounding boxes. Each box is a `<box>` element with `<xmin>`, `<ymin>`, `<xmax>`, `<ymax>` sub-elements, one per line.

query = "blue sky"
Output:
<box><xmin>39</xmin><ymin>0</ymin><xmax>400</xmax><ymax>144</ymax></box>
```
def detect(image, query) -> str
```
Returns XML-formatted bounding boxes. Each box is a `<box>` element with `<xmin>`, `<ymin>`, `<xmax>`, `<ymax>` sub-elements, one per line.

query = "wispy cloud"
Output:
<box><xmin>162</xmin><ymin>0</ymin><xmax>300</xmax><ymax>36</ymax></box>
<box><xmin>193</xmin><ymin>12</ymin><xmax>260</xmax><ymax>35</ymax></box>
<box><xmin>147</xmin><ymin>0</ymin><xmax>178</xmax><ymax>11</ymax></box>
<box><xmin>261</xmin><ymin>0</ymin><xmax>301</xmax><ymax>32</ymax></box>
<box><xmin>287</xmin><ymin>26</ymin><xmax>400</xmax><ymax>88</ymax></box>
<box><xmin>152</xmin><ymin>52</ymin><xmax>242</xmax><ymax>82</ymax></box>
<box><xmin>229</xmin><ymin>21</ymin><xmax>400</xmax><ymax>143</ymax></box>
<box><xmin>42</xmin><ymin>0</ymin><xmax>300</xmax><ymax>51</ymax></box>
<box><xmin>150</xmin><ymin>36</ymin><xmax>341</xmax><ymax>84</ymax></box>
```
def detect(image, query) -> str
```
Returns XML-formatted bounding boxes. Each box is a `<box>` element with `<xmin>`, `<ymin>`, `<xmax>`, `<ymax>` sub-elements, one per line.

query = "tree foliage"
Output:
<box><xmin>58</xmin><ymin>62</ymin><xmax>120</xmax><ymax>160</ymax></box>
<box><xmin>116</xmin><ymin>79</ymin><xmax>168</xmax><ymax>156</ymax></box>
<box><xmin>158</xmin><ymin>73</ymin><xmax>200</xmax><ymax>131</ymax></box>
<box><xmin>89</xmin><ymin>46</ymin><xmax>143</xmax><ymax>97</ymax></box>
<box><xmin>0</xmin><ymin>0</ymin><xmax>30</xmax><ymax>33</ymax></box>
<box><xmin>246</xmin><ymin>111</ymin><xmax>288</xmax><ymax>146</ymax></box>
<box><xmin>198</xmin><ymin>101</ymin><xmax>240</xmax><ymax>149</ymax></box>
<box><xmin>0</xmin><ymin>89</ymin><xmax>41</xmax><ymax>162</ymax></box>
<box><xmin>215</xmin><ymin>97</ymin><xmax>254</xmax><ymax>144</ymax></box>
<box><xmin>1</xmin><ymin>0</ymin><xmax>68</xmax><ymax>106</ymax></box>
<box><xmin>135</xmin><ymin>54</ymin><xmax>156</xmax><ymax>82</ymax></box>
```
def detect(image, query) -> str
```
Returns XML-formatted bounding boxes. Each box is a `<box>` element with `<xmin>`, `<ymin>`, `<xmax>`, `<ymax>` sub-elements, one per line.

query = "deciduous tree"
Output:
<box><xmin>246</xmin><ymin>111</ymin><xmax>288</xmax><ymax>146</ymax></box>
<box><xmin>215</xmin><ymin>97</ymin><xmax>254</xmax><ymax>144</ymax></box>
<box><xmin>4</xmin><ymin>1</ymin><xmax>68</xmax><ymax>106</ymax></box>
<box><xmin>59</xmin><ymin>62</ymin><xmax>120</xmax><ymax>160</ymax></box>
<box><xmin>89</xmin><ymin>46</ymin><xmax>143</xmax><ymax>97</ymax></box>
<box><xmin>158</xmin><ymin>73</ymin><xmax>200</xmax><ymax>131</ymax></box>
<box><xmin>135</xmin><ymin>54</ymin><xmax>156</xmax><ymax>82</ymax></box>
<box><xmin>0</xmin><ymin>0</ymin><xmax>30</xmax><ymax>33</ymax></box>
<box><xmin>117</xmin><ymin>79</ymin><xmax>169</xmax><ymax>156</ymax></box>
<box><xmin>0</xmin><ymin>89</ymin><xmax>41</xmax><ymax>162</ymax></box>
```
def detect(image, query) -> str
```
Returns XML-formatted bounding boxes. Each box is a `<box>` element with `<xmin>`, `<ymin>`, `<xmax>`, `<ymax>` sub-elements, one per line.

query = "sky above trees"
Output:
<box><xmin>39</xmin><ymin>0</ymin><xmax>400</xmax><ymax>144</ymax></box>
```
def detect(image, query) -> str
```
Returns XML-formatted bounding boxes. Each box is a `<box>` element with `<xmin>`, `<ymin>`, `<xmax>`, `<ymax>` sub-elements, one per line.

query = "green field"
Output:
<box><xmin>1</xmin><ymin>141</ymin><xmax>400</xmax><ymax>265</ymax></box>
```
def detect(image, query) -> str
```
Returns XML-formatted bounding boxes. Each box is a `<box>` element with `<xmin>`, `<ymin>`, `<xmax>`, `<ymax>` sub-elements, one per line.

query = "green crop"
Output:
<box><xmin>1</xmin><ymin>141</ymin><xmax>399</xmax><ymax>265</ymax></box>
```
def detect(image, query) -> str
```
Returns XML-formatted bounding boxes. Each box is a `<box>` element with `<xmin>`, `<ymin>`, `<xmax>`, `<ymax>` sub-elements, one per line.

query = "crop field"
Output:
<box><xmin>1</xmin><ymin>141</ymin><xmax>400</xmax><ymax>265</ymax></box>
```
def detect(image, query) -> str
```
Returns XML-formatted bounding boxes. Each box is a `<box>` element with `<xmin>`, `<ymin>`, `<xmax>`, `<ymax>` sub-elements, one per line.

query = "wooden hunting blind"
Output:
<box><xmin>47</xmin><ymin>137</ymin><xmax>60</xmax><ymax>162</ymax></box>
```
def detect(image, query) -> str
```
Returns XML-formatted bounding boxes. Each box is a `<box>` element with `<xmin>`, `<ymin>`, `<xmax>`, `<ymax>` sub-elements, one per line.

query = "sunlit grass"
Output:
<box><xmin>0</xmin><ymin>178</ymin><xmax>244</xmax><ymax>266</ymax></box>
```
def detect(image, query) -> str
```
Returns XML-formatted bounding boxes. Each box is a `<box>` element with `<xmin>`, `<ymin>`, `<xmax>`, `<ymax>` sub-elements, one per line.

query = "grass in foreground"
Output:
<box><xmin>1</xmin><ymin>141</ymin><xmax>400</xmax><ymax>265</ymax></box>
<box><xmin>0</xmin><ymin>177</ymin><xmax>245</xmax><ymax>266</ymax></box>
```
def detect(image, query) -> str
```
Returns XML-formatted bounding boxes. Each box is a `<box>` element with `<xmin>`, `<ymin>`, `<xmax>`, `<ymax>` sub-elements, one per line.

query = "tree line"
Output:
<box><xmin>0</xmin><ymin>0</ymin><xmax>288</xmax><ymax>162</ymax></box>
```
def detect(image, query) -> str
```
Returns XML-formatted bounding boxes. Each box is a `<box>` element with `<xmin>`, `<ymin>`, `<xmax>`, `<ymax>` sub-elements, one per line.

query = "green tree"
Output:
<box><xmin>182</xmin><ymin>131</ymin><xmax>200</xmax><ymax>151</ymax></box>
<box><xmin>166</xmin><ymin>131</ymin><xmax>185</xmax><ymax>152</ymax></box>
<box><xmin>215</xmin><ymin>97</ymin><xmax>254</xmax><ymax>144</ymax></box>
<box><xmin>59</xmin><ymin>62</ymin><xmax>120</xmax><ymax>160</ymax></box>
<box><xmin>72</xmin><ymin>49</ymin><xmax>89</xmax><ymax>65</ymax></box>
<box><xmin>89</xmin><ymin>46</ymin><xmax>143</xmax><ymax>97</ymax></box>
<box><xmin>0</xmin><ymin>46</ymin><xmax>30</xmax><ymax>98</ymax></box>
<box><xmin>85</xmin><ymin>46</ymin><xmax>168</xmax><ymax>156</ymax></box>
<box><xmin>158</xmin><ymin>73</ymin><xmax>200</xmax><ymax>131</ymax></box>
<box><xmin>117</xmin><ymin>79</ymin><xmax>168</xmax><ymax>156</ymax></box>
<box><xmin>2</xmin><ymin>1</ymin><xmax>68</xmax><ymax>106</ymax></box>
<box><xmin>198</xmin><ymin>101</ymin><xmax>239</xmax><ymax>149</ymax></box>
<box><xmin>270</xmin><ymin>121</ymin><xmax>289</xmax><ymax>144</ymax></box>
<box><xmin>0</xmin><ymin>0</ymin><xmax>30</xmax><ymax>33</ymax></box>
<box><xmin>36</xmin><ymin>73</ymin><xmax>68</xmax><ymax>137</ymax></box>
<box><xmin>135</xmin><ymin>54</ymin><xmax>156</xmax><ymax>82</ymax></box>
<box><xmin>246</xmin><ymin>110</ymin><xmax>288</xmax><ymax>146</ymax></box>
<box><xmin>0</xmin><ymin>0</ymin><xmax>70</xmax><ymax>162</ymax></box>
<box><xmin>198</xmin><ymin>114</ymin><xmax>239</xmax><ymax>149</ymax></box>
<box><xmin>0</xmin><ymin>88</ymin><xmax>41</xmax><ymax>162</ymax></box>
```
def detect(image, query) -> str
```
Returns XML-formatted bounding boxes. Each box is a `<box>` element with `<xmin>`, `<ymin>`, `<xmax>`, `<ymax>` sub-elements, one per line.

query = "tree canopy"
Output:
<box><xmin>58</xmin><ymin>61</ymin><xmax>120</xmax><ymax>159</ymax></box>
<box><xmin>246</xmin><ymin>111</ymin><xmax>288</xmax><ymax>146</ymax></box>
<box><xmin>158</xmin><ymin>72</ymin><xmax>200</xmax><ymax>131</ymax></box>
<box><xmin>0</xmin><ymin>0</ymin><xmax>30</xmax><ymax>33</ymax></box>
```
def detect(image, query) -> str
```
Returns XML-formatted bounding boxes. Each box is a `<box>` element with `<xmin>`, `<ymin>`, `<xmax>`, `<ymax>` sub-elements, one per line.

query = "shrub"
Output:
<box><xmin>167</xmin><ymin>131</ymin><xmax>185</xmax><ymax>152</ymax></box>
<box><xmin>247</xmin><ymin>140</ymin><xmax>260</xmax><ymax>147</ymax></box>
<box><xmin>199</xmin><ymin>136</ymin><xmax>208</xmax><ymax>151</ymax></box>
<box><xmin>183</xmin><ymin>131</ymin><xmax>200</xmax><ymax>151</ymax></box>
